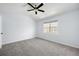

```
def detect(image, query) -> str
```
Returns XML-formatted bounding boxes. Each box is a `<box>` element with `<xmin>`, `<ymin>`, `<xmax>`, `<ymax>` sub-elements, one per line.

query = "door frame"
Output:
<box><xmin>0</xmin><ymin>16</ymin><xmax>2</xmax><ymax>48</ymax></box>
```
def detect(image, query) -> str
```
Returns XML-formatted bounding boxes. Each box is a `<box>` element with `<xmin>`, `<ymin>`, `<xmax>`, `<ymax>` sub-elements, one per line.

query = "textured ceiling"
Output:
<box><xmin>0</xmin><ymin>3</ymin><xmax>79</xmax><ymax>20</ymax></box>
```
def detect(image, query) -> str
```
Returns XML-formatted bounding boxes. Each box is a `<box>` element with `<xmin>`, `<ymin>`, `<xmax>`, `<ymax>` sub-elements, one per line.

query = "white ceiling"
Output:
<box><xmin>0</xmin><ymin>3</ymin><xmax>79</xmax><ymax>20</ymax></box>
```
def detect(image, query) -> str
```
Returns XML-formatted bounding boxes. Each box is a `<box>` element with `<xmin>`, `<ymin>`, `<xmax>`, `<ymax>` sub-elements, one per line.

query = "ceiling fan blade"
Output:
<box><xmin>38</xmin><ymin>9</ymin><xmax>45</xmax><ymax>12</ymax></box>
<box><xmin>27</xmin><ymin>9</ymin><xmax>35</xmax><ymax>11</ymax></box>
<box><xmin>27</xmin><ymin>3</ymin><xmax>35</xmax><ymax>9</ymax></box>
<box><xmin>35</xmin><ymin>11</ymin><xmax>37</xmax><ymax>14</ymax></box>
<box><xmin>36</xmin><ymin>3</ymin><xmax>44</xmax><ymax>9</ymax></box>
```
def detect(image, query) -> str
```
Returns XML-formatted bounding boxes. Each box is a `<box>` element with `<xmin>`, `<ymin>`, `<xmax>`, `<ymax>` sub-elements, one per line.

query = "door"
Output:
<box><xmin>0</xmin><ymin>16</ymin><xmax>2</xmax><ymax>48</ymax></box>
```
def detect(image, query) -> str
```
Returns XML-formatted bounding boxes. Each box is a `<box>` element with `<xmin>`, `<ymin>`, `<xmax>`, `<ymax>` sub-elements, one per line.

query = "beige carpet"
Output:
<box><xmin>0</xmin><ymin>37</ymin><xmax>79</xmax><ymax>56</ymax></box>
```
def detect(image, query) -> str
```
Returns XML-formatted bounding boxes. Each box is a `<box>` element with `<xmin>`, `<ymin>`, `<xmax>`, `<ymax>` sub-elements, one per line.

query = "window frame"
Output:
<box><xmin>43</xmin><ymin>20</ymin><xmax>58</xmax><ymax>33</ymax></box>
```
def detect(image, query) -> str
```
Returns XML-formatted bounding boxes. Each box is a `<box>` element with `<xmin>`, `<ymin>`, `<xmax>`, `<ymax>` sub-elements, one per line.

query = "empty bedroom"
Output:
<box><xmin>0</xmin><ymin>3</ymin><xmax>79</xmax><ymax>56</ymax></box>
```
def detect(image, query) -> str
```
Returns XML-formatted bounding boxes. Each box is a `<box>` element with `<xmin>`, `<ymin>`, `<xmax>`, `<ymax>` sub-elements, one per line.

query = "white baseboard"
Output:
<box><xmin>37</xmin><ymin>37</ymin><xmax>79</xmax><ymax>49</ymax></box>
<box><xmin>2</xmin><ymin>37</ymin><xmax>35</xmax><ymax>45</ymax></box>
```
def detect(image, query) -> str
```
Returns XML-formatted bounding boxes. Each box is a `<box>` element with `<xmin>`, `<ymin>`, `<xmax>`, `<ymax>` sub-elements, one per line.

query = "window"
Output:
<box><xmin>43</xmin><ymin>21</ymin><xmax>58</xmax><ymax>33</ymax></box>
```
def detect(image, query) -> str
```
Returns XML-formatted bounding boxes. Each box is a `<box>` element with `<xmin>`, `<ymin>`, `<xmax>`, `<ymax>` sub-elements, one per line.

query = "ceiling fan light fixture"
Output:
<box><xmin>27</xmin><ymin>3</ymin><xmax>45</xmax><ymax>15</ymax></box>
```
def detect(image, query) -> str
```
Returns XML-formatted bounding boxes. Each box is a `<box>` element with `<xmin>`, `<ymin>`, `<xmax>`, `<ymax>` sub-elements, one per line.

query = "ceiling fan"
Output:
<box><xmin>27</xmin><ymin>3</ymin><xmax>45</xmax><ymax>15</ymax></box>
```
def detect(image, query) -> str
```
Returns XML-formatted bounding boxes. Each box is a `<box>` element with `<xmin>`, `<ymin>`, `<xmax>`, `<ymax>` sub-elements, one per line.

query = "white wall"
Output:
<box><xmin>36</xmin><ymin>10</ymin><xmax>79</xmax><ymax>48</ymax></box>
<box><xmin>2</xmin><ymin>14</ymin><xmax>35</xmax><ymax>45</ymax></box>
